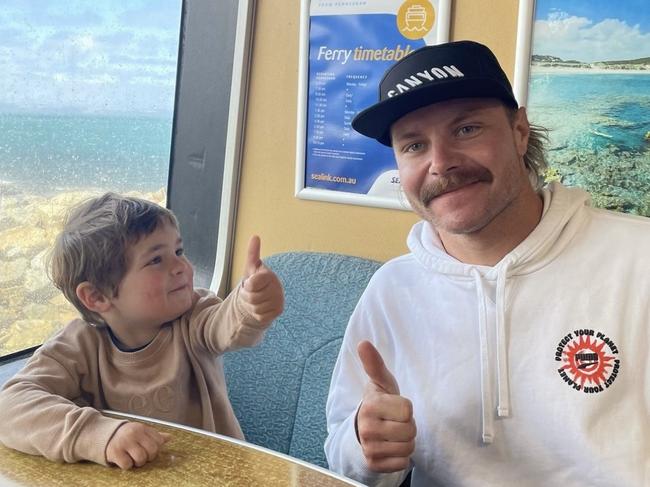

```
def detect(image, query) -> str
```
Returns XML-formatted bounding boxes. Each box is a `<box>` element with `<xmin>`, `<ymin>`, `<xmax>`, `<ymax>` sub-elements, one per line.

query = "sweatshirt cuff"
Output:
<box><xmin>73</xmin><ymin>411</ymin><xmax>128</xmax><ymax>466</ymax></box>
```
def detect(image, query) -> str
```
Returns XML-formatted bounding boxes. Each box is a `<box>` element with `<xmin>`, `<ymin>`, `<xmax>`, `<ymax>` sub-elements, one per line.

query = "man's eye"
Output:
<box><xmin>176</xmin><ymin>248</ymin><xmax>184</xmax><ymax>256</ymax></box>
<box><xmin>458</xmin><ymin>125</ymin><xmax>478</xmax><ymax>136</ymax></box>
<box><xmin>405</xmin><ymin>142</ymin><xmax>425</xmax><ymax>153</ymax></box>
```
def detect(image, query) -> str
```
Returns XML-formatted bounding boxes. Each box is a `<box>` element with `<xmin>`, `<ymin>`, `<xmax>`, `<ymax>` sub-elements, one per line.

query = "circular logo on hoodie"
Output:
<box><xmin>554</xmin><ymin>329</ymin><xmax>620</xmax><ymax>393</ymax></box>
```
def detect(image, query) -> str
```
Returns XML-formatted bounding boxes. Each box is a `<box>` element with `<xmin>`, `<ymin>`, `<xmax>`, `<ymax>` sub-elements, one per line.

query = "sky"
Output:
<box><xmin>533</xmin><ymin>0</ymin><xmax>650</xmax><ymax>63</ymax></box>
<box><xmin>0</xmin><ymin>0</ymin><xmax>182</xmax><ymax>115</ymax></box>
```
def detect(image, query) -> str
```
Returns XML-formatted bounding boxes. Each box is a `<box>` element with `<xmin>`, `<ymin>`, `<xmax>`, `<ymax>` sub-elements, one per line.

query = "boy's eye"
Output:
<box><xmin>175</xmin><ymin>248</ymin><xmax>184</xmax><ymax>256</ymax></box>
<box><xmin>147</xmin><ymin>256</ymin><xmax>162</xmax><ymax>266</ymax></box>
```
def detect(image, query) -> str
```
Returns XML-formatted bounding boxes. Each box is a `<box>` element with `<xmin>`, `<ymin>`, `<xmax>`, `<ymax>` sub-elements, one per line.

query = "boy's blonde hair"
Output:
<box><xmin>48</xmin><ymin>193</ymin><xmax>178</xmax><ymax>326</ymax></box>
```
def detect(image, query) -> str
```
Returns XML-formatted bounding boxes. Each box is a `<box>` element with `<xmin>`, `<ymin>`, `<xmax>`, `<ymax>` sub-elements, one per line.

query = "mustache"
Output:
<box><xmin>420</xmin><ymin>167</ymin><xmax>493</xmax><ymax>206</ymax></box>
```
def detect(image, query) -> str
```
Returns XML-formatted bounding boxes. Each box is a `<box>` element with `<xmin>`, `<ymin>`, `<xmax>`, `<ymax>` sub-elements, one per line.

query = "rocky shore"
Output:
<box><xmin>545</xmin><ymin>145</ymin><xmax>650</xmax><ymax>215</ymax></box>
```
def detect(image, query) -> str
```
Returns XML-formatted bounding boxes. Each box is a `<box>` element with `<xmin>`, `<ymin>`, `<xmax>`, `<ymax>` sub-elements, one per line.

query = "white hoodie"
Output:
<box><xmin>325</xmin><ymin>183</ymin><xmax>650</xmax><ymax>487</ymax></box>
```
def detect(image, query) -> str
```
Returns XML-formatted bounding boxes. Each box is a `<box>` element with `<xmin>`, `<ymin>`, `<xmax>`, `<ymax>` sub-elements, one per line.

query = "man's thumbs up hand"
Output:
<box><xmin>239</xmin><ymin>235</ymin><xmax>284</xmax><ymax>326</ymax></box>
<box><xmin>358</xmin><ymin>340</ymin><xmax>401</xmax><ymax>395</ymax></box>
<box><xmin>356</xmin><ymin>341</ymin><xmax>416</xmax><ymax>473</ymax></box>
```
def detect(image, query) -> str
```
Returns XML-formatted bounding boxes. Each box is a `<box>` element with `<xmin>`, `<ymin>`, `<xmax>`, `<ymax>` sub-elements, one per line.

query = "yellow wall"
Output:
<box><xmin>230</xmin><ymin>0</ymin><xmax>520</xmax><ymax>285</ymax></box>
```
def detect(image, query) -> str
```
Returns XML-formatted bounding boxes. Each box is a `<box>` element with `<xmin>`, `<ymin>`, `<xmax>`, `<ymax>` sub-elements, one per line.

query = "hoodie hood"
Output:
<box><xmin>407</xmin><ymin>182</ymin><xmax>591</xmax><ymax>443</ymax></box>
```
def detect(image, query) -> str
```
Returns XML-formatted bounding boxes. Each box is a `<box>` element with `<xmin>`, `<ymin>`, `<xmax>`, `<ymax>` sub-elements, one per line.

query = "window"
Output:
<box><xmin>0</xmin><ymin>0</ymin><xmax>182</xmax><ymax>357</ymax></box>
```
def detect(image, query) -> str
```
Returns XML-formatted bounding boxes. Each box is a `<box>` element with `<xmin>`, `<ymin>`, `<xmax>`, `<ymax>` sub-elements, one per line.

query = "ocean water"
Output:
<box><xmin>527</xmin><ymin>71</ymin><xmax>650</xmax><ymax>215</ymax></box>
<box><xmin>528</xmin><ymin>71</ymin><xmax>650</xmax><ymax>152</ymax></box>
<box><xmin>0</xmin><ymin>112</ymin><xmax>172</xmax><ymax>195</ymax></box>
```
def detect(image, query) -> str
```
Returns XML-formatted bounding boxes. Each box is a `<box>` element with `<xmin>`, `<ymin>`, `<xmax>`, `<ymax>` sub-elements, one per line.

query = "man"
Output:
<box><xmin>324</xmin><ymin>40</ymin><xmax>649</xmax><ymax>487</ymax></box>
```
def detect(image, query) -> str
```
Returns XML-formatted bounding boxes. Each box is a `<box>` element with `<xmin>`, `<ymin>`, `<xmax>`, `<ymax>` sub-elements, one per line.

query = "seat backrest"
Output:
<box><xmin>223</xmin><ymin>251</ymin><xmax>381</xmax><ymax>467</ymax></box>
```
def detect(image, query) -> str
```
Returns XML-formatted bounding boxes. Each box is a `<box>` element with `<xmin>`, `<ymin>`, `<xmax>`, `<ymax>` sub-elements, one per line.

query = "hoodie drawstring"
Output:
<box><xmin>495</xmin><ymin>261</ymin><xmax>512</xmax><ymax>418</ymax></box>
<box><xmin>471</xmin><ymin>268</ymin><xmax>494</xmax><ymax>444</ymax></box>
<box><xmin>471</xmin><ymin>260</ymin><xmax>512</xmax><ymax>444</ymax></box>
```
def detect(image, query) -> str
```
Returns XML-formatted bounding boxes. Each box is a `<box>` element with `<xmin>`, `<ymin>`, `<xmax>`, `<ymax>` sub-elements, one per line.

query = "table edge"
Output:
<box><xmin>102</xmin><ymin>410</ymin><xmax>366</xmax><ymax>487</ymax></box>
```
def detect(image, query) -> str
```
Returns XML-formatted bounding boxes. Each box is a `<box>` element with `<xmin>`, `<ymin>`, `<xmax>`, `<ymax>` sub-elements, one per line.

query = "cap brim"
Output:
<box><xmin>351</xmin><ymin>78</ymin><xmax>519</xmax><ymax>147</ymax></box>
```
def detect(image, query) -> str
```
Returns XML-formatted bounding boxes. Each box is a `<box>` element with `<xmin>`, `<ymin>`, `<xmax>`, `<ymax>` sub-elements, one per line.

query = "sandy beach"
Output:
<box><xmin>0</xmin><ymin>187</ymin><xmax>166</xmax><ymax>356</ymax></box>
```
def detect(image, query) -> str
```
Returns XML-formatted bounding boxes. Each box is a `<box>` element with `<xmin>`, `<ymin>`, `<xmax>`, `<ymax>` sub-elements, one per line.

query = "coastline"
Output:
<box><xmin>531</xmin><ymin>65</ymin><xmax>650</xmax><ymax>75</ymax></box>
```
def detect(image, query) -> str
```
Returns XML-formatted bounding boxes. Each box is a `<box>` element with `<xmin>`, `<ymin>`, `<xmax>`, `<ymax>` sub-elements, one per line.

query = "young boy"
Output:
<box><xmin>0</xmin><ymin>193</ymin><xmax>284</xmax><ymax>469</ymax></box>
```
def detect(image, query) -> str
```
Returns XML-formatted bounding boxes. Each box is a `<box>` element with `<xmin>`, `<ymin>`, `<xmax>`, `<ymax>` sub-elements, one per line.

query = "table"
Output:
<box><xmin>0</xmin><ymin>411</ymin><xmax>366</xmax><ymax>486</ymax></box>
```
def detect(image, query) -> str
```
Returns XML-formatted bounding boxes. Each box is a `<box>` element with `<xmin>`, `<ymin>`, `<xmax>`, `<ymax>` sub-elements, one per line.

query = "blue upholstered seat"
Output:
<box><xmin>223</xmin><ymin>251</ymin><xmax>381</xmax><ymax>467</ymax></box>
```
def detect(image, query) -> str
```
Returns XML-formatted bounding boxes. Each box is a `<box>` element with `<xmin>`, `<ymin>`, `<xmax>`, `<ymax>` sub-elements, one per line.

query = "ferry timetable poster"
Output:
<box><xmin>296</xmin><ymin>0</ymin><xmax>450</xmax><ymax>209</ymax></box>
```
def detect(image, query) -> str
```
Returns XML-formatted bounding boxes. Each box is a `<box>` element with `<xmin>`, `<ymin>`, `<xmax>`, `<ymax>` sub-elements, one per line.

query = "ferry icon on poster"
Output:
<box><xmin>405</xmin><ymin>5</ymin><xmax>427</xmax><ymax>31</ymax></box>
<box><xmin>397</xmin><ymin>0</ymin><xmax>436</xmax><ymax>40</ymax></box>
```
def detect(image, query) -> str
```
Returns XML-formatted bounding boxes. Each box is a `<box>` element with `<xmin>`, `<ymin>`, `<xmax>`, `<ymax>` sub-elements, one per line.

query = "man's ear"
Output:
<box><xmin>76</xmin><ymin>282</ymin><xmax>111</xmax><ymax>313</ymax></box>
<box><xmin>513</xmin><ymin>106</ymin><xmax>530</xmax><ymax>158</ymax></box>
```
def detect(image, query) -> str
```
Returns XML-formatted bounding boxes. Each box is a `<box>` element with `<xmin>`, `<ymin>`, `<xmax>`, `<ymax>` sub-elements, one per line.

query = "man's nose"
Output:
<box><xmin>427</xmin><ymin>143</ymin><xmax>459</xmax><ymax>176</ymax></box>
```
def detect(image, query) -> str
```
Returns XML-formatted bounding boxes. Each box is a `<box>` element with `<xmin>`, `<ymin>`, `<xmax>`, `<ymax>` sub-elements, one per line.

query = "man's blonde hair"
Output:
<box><xmin>507</xmin><ymin>106</ymin><xmax>550</xmax><ymax>190</ymax></box>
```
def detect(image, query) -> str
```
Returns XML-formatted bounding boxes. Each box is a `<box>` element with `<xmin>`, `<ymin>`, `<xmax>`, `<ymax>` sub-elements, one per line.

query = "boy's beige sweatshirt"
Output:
<box><xmin>0</xmin><ymin>287</ymin><xmax>266</xmax><ymax>466</ymax></box>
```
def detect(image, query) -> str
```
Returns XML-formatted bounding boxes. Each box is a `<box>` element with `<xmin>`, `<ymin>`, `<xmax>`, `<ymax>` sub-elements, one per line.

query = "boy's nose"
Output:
<box><xmin>171</xmin><ymin>256</ymin><xmax>186</xmax><ymax>275</ymax></box>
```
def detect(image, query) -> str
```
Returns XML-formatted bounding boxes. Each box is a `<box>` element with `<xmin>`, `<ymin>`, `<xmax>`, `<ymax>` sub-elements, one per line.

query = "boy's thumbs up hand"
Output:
<box><xmin>243</xmin><ymin>234</ymin><xmax>262</xmax><ymax>279</ymax></box>
<box><xmin>239</xmin><ymin>235</ymin><xmax>284</xmax><ymax>326</ymax></box>
<box><xmin>356</xmin><ymin>341</ymin><xmax>416</xmax><ymax>474</ymax></box>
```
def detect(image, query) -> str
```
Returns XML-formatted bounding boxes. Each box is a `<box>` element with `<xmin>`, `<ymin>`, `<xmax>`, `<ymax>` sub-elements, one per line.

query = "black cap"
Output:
<box><xmin>351</xmin><ymin>40</ymin><xmax>518</xmax><ymax>146</ymax></box>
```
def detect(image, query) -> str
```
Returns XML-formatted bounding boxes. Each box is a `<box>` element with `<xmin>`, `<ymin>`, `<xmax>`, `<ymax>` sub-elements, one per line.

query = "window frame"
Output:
<box><xmin>167</xmin><ymin>0</ymin><xmax>255</xmax><ymax>297</ymax></box>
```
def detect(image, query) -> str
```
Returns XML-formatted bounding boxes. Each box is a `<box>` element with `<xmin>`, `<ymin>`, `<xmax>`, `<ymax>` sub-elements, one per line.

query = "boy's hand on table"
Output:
<box><xmin>239</xmin><ymin>235</ymin><xmax>284</xmax><ymax>326</ymax></box>
<box><xmin>106</xmin><ymin>422</ymin><xmax>171</xmax><ymax>469</ymax></box>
